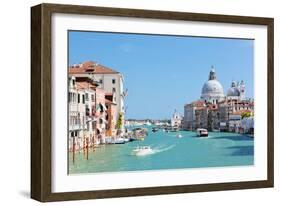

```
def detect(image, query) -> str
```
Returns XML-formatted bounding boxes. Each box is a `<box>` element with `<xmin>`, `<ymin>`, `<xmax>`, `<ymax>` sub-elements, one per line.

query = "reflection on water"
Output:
<box><xmin>69</xmin><ymin>127</ymin><xmax>254</xmax><ymax>174</ymax></box>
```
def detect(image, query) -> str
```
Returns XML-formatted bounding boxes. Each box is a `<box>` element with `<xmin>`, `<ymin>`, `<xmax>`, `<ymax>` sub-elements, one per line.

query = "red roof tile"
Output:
<box><xmin>69</xmin><ymin>61</ymin><xmax>119</xmax><ymax>75</ymax></box>
<box><xmin>192</xmin><ymin>100</ymin><xmax>206</xmax><ymax>107</ymax></box>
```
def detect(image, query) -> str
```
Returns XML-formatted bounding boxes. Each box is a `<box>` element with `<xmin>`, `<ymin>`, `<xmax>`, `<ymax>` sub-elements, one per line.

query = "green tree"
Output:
<box><xmin>116</xmin><ymin>112</ymin><xmax>123</xmax><ymax>129</ymax></box>
<box><xmin>241</xmin><ymin>111</ymin><xmax>251</xmax><ymax>119</ymax></box>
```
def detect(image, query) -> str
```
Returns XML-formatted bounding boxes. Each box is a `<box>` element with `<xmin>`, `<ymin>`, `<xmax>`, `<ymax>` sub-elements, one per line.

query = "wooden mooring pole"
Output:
<box><xmin>72</xmin><ymin>137</ymin><xmax>75</xmax><ymax>163</ymax></box>
<box><xmin>86</xmin><ymin>137</ymin><xmax>89</xmax><ymax>160</ymax></box>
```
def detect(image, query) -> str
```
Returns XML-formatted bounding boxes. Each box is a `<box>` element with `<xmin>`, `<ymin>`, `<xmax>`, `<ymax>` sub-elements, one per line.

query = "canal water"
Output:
<box><xmin>69</xmin><ymin>127</ymin><xmax>254</xmax><ymax>174</ymax></box>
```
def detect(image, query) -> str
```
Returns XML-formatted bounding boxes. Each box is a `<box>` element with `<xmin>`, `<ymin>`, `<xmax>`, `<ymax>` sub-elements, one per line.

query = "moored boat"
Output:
<box><xmin>113</xmin><ymin>137</ymin><xmax>126</xmax><ymax>144</ymax></box>
<box><xmin>152</xmin><ymin>127</ymin><xmax>159</xmax><ymax>132</ymax></box>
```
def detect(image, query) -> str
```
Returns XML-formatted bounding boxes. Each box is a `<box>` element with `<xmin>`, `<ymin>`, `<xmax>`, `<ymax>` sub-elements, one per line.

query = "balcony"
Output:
<box><xmin>69</xmin><ymin>124</ymin><xmax>87</xmax><ymax>131</ymax></box>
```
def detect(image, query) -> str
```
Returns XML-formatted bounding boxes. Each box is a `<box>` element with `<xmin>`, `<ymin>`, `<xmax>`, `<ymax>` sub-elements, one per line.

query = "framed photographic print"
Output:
<box><xmin>31</xmin><ymin>3</ymin><xmax>274</xmax><ymax>202</ymax></box>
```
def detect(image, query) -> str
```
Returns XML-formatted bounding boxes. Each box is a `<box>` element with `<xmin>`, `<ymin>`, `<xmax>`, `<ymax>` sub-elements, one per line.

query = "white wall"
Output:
<box><xmin>0</xmin><ymin>0</ymin><xmax>280</xmax><ymax>205</ymax></box>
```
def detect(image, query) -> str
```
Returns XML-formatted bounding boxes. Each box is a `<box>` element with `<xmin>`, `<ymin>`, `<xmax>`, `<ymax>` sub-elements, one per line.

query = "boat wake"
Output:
<box><xmin>198</xmin><ymin>135</ymin><xmax>213</xmax><ymax>139</ymax></box>
<box><xmin>132</xmin><ymin>144</ymin><xmax>176</xmax><ymax>156</ymax></box>
<box><xmin>153</xmin><ymin>144</ymin><xmax>176</xmax><ymax>154</ymax></box>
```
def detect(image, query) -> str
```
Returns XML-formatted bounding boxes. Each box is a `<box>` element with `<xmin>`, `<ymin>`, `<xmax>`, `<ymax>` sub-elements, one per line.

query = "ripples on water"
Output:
<box><xmin>69</xmin><ymin>127</ymin><xmax>254</xmax><ymax>174</ymax></box>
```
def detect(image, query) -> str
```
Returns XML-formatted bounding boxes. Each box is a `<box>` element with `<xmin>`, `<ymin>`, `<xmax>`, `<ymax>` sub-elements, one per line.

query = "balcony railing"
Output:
<box><xmin>69</xmin><ymin>124</ymin><xmax>87</xmax><ymax>131</ymax></box>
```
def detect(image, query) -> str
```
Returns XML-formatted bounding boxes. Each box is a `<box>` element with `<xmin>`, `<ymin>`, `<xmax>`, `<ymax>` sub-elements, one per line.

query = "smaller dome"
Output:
<box><xmin>227</xmin><ymin>80</ymin><xmax>240</xmax><ymax>96</ymax></box>
<box><xmin>227</xmin><ymin>87</ymin><xmax>240</xmax><ymax>96</ymax></box>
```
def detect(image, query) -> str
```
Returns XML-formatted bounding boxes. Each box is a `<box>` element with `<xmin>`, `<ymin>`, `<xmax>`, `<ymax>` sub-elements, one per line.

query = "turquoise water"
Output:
<box><xmin>69</xmin><ymin>127</ymin><xmax>254</xmax><ymax>174</ymax></box>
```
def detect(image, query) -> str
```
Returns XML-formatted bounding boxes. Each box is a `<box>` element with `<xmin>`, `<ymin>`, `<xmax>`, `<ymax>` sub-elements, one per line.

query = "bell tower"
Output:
<box><xmin>239</xmin><ymin>80</ymin><xmax>245</xmax><ymax>100</ymax></box>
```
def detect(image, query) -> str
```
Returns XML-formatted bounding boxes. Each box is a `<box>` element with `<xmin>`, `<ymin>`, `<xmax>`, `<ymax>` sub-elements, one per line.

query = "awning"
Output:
<box><xmin>96</xmin><ymin>103</ymin><xmax>107</xmax><ymax>112</ymax></box>
<box><xmin>100</xmin><ymin>103</ymin><xmax>107</xmax><ymax>111</ymax></box>
<box><xmin>96</xmin><ymin>103</ymin><xmax>101</xmax><ymax>111</ymax></box>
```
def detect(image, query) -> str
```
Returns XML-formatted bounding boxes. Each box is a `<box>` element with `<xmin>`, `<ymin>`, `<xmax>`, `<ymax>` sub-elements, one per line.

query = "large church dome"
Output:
<box><xmin>201</xmin><ymin>69</ymin><xmax>224</xmax><ymax>103</ymax></box>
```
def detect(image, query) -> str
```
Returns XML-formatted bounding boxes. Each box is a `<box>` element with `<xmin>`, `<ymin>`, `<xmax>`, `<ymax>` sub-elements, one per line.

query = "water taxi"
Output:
<box><xmin>196</xmin><ymin>128</ymin><xmax>208</xmax><ymax>137</ymax></box>
<box><xmin>132</xmin><ymin>146</ymin><xmax>153</xmax><ymax>156</ymax></box>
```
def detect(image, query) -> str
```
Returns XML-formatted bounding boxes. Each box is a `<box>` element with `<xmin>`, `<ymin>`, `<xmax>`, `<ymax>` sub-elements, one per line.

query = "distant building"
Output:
<box><xmin>183</xmin><ymin>67</ymin><xmax>254</xmax><ymax>132</ymax></box>
<box><xmin>183</xmin><ymin>101</ymin><xmax>219</xmax><ymax>131</ymax></box>
<box><xmin>171</xmin><ymin>110</ymin><xmax>182</xmax><ymax>128</ymax></box>
<box><xmin>218</xmin><ymin>98</ymin><xmax>254</xmax><ymax>131</ymax></box>
<box><xmin>241</xmin><ymin>116</ymin><xmax>254</xmax><ymax>134</ymax></box>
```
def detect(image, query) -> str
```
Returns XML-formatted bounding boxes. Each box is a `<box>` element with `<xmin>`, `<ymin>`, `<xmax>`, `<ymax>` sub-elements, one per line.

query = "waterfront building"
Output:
<box><xmin>228</xmin><ymin>112</ymin><xmax>243</xmax><ymax>133</ymax></box>
<box><xmin>207</xmin><ymin>104</ymin><xmax>220</xmax><ymax>131</ymax></box>
<box><xmin>75</xmin><ymin>77</ymin><xmax>99</xmax><ymax>147</ymax></box>
<box><xmin>183</xmin><ymin>100</ymin><xmax>206</xmax><ymax>130</ymax></box>
<box><xmin>218</xmin><ymin>101</ymin><xmax>230</xmax><ymax>131</ymax></box>
<box><xmin>171</xmin><ymin>110</ymin><xmax>182</xmax><ymax>128</ymax></box>
<box><xmin>94</xmin><ymin>87</ymin><xmax>108</xmax><ymax>144</ymax></box>
<box><xmin>68</xmin><ymin>73</ymin><xmax>118</xmax><ymax>150</ymax></box>
<box><xmin>218</xmin><ymin>99</ymin><xmax>254</xmax><ymax>131</ymax></box>
<box><xmin>183</xmin><ymin>102</ymin><xmax>219</xmax><ymax>131</ymax></box>
<box><xmin>105</xmin><ymin>93</ymin><xmax>117</xmax><ymax>137</ymax></box>
<box><xmin>68</xmin><ymin>76</ymin><xmax>95</xmax><ymax>151</ymax></box>
<box><xmin>69</xmin><ymin>61</ymin><xmax>125</xmax><ymax>132</ymax></box>
<box><xmin>194</xmin><ymin>107</ymin><xmax>208</xmax><ymax>129</ymax></box>
<box><xmin>241</xmin><ymin>116</ymin><xmax>254</xmax><ymax>134</ymax></box>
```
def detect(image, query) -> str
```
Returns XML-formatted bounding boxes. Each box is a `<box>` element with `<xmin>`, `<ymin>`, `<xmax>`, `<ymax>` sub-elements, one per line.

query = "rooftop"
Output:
<box><xmin>69</xmin><ymin>61</ymin><xmax>120</xmax><ymax>75</ymax></box>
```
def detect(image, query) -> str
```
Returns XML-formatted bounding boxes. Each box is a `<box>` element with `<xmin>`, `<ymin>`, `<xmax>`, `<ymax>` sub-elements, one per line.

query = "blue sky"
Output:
<box><xmin>69</xmin><ymin>31</ymin><xmax>254</xmax><ymax>120</ymax></box>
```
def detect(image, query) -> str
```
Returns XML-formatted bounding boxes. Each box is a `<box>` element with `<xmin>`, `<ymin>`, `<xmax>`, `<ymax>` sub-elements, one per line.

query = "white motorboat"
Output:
<box><xmin>132</xmin><ymin>146</ymin><xmax>153</xmax><ymax>156</ymax></box>
<box><xmin>114</xmin><ymin>137</ymin><xmax>125</xmax><ymax>144</ymax></box>
<box><xmin>176</xmin><ymin>133</ymin><xmax>182</xmax><ymax>138</ymax></box>
<box><xmin>196</xmin><ymin>128</ymin><xmax>208</xmax><ymax>137</ymax></box>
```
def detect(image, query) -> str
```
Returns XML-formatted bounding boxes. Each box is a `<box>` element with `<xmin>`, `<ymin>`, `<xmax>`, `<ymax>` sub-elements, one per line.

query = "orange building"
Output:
<box><xmin>105</xmin><ymin>95</ymin><xmax>117</xmax><ymax>137</ymax></box>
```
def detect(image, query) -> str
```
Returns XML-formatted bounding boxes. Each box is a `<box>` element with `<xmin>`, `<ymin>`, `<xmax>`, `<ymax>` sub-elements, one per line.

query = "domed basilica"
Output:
<box><xmin>201</xmin><ymin>67</ymin><xmax>245</xmax><ymax>104</ymax></box>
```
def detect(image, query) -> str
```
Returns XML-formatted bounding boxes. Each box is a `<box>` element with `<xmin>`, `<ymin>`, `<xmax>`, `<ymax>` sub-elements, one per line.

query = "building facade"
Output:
<box><xmin>68</xmin><ymin>69</ymin><xmax>120</xmax><ymax>151</ymax></box>
<box><xmin>171</xmin><ymin>110</ymin><xmax>183</xmax><ymax>128</ymax></box>
<box><xmin>69</xmin><ymin>61</ymin><xmax>125</xmax><ymax>132</ymax></box>
<box><xmin>183</xmin><ymin>100</ymin><xmax>206</xmax><ymax>130</ymax></box>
